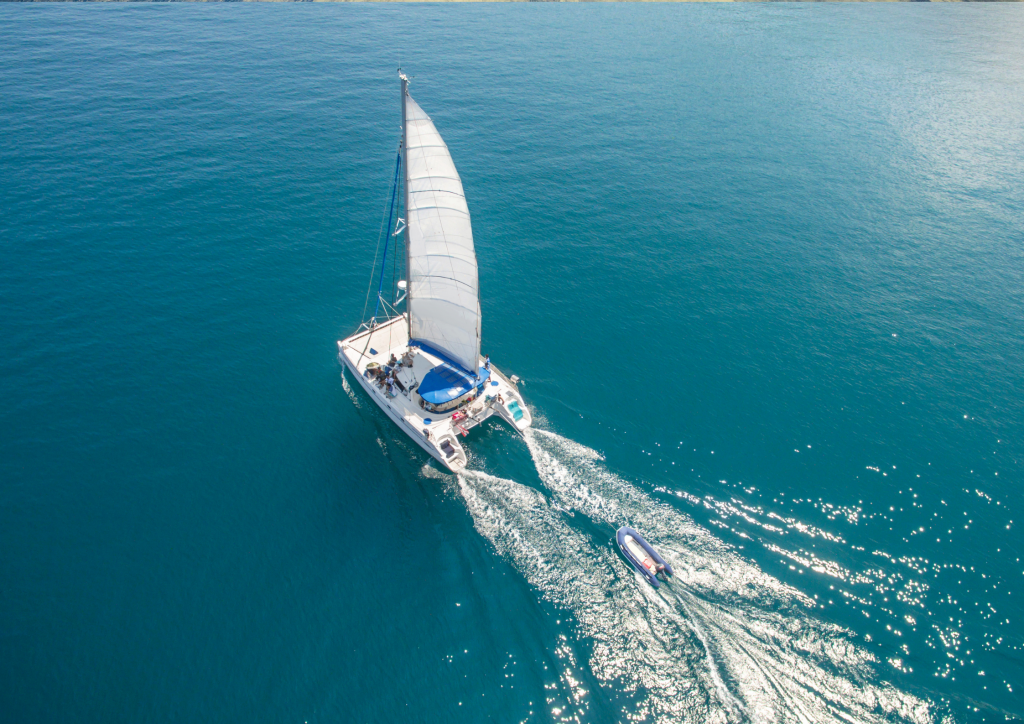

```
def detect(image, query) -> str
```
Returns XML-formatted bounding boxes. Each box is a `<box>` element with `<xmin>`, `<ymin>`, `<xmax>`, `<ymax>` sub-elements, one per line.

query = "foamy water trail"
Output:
<box><xmin>457</xmin><ymin>470</ymin><xmax>731</xmax><ymax>724</ymax></box>
<box><xmin>454</xmin><ymin>429</ymin><xmax>934</xmax><ymax>723</ymax></box>
<box><xmin>340</xmin><ymin>368</ymin><xmax>362</xmax><ymax>409</ymax></box>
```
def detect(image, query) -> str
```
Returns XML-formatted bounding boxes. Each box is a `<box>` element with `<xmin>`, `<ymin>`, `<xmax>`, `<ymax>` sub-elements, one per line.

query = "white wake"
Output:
<box><xmin>451</xmin><ymin>429</ymin><xmax>935</xmax><ymax>724</ymax></box>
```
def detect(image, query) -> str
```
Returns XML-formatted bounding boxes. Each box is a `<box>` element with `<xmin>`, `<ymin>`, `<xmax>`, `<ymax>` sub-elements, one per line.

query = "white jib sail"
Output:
<box><xmin>404</xmin><ymin>89</ymin><xmax>481</xmax><ymax>375</ymax></box>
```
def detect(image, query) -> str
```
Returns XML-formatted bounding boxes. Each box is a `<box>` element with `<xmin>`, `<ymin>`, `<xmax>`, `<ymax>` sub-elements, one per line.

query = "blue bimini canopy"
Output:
<box><xmin>418</xmin><ymin>362</ymin><xmax>491</xmax><ymax>407</ymax></box>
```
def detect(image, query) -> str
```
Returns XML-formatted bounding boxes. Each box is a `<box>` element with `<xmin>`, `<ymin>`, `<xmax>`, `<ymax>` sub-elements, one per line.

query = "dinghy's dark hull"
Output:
<box><xmin>616</xmin><ymin>527</ymin><xmax>673</xmax><ymax>588</ymax></box>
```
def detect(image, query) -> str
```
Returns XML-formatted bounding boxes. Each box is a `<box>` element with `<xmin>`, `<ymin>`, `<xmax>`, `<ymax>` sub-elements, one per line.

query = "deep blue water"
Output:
<box><xmin>2</xmin><ymin>5</ymin><xmax>1023</xmax><ymax>723</ymax></box>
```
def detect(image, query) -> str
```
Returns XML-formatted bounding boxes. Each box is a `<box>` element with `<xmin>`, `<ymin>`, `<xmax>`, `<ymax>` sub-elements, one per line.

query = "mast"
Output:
<box><xmin>400</xmin><ymin>70</ymin><xmax>411</xmax><ymax>339</ymax></box>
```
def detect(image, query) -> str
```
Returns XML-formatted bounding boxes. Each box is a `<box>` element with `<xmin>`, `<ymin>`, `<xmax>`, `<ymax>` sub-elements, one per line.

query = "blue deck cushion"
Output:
<box><xmin>418</xmin><ymin>362</ymin><xmax>491</xmax><ymax>405</ymax></box>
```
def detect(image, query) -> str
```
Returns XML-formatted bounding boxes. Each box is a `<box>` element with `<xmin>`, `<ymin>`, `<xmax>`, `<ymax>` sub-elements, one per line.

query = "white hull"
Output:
<box><xmin>338</xmin><ymin>315</ymin><xmax>531</xmax><ymax>473</ymax></box>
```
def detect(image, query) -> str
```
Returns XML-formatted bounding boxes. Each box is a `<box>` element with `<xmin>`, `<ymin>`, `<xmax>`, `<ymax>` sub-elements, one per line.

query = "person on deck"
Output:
<box><xmin>484</xmin><ymin>354</ymin><xmax>491</xmax><ymax>371</ymax></box>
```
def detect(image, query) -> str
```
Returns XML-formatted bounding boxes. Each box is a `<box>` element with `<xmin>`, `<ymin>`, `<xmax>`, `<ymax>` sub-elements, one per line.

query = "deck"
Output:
<box><xmin>338</xmin><ymin>315</ymin><xmax>531</xmax><ymax>472</ymax></box>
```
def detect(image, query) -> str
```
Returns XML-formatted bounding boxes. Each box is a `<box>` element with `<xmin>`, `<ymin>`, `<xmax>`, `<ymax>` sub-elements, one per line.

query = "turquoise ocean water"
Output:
<box><xmin>2</xmin><ymin>5</ymin><xmax>1023</xmax><ymax>723</ymax></box>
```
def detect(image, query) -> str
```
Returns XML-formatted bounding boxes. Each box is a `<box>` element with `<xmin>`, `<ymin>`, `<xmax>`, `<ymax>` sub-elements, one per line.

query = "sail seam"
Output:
<box><xmin>413</xmin><ymin>275</ymin><xmax>476</xmax><ymax>289</ymax></box>
<box><xmin>410</xmin><ymin>208</ymin><xmax>470</xmax><ymax>217</ymax></box>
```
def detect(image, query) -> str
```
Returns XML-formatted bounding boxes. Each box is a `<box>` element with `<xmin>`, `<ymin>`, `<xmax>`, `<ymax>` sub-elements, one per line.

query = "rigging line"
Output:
<box><xmin>389</xmin><ymin>224</ymin><xmax>399</xmax><ymax>358</ymax></box>
<box><xmin>391</xmin><ymin>181</ymin><xmax>400</xmax><ymax>308</ymax></box>
<box><xmin>392</xmin><ymin>234</ymin><xmax>399</xmax><ymax>304</ymax></box>
<box><xmin>376</xmin><ymin>296</ymin><xmax>401</xmax><ymax>317</ymax></box>
<box><xmin>373</xmin><ymin>147</ymin><xmax>403</xmax><ymax>321</ymax></box>
<box><xmin>355</xmin><ymin>144</ymin><xmax>402</xmax><ymax>367</ymax></box>
<box><xmin>391</xmin><ymin>122</ymin><xmax>406</xmax><ymax>313</ymax></box>
<box><xmin>388</xmin><ymin>292</ymin><xmax>395</xmax><ymax>354</ymax></box>
<box><xmin>360</xmin><ymin>139</ymin><xmax>403</xmax><ymax>324</ymax></box>
<box><xmin>388</xmin><ymin>169</ymin><xmax>401</xmax><ymax>361</ymax></box>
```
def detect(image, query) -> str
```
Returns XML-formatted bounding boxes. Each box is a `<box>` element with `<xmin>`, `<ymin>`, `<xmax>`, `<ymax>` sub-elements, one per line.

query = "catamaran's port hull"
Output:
<box><xmin>338</xmin><ymin>315</ymin><xmax>531</xmax><ymax>473</ymax></box>
<box><xmin>341</xmin><ymin>354</ymin><xmax>463</xmax><ymax>471</ymax></box>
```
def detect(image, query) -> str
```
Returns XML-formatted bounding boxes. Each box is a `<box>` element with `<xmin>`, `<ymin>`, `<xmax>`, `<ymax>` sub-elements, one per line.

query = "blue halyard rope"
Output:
<box><xmin>373</xmin><ymin>149</ymin><xmax>402</xmax><ymax>322</ymax></box>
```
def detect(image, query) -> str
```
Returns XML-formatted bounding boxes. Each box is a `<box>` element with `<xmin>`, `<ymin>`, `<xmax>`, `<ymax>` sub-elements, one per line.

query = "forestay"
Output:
<box><xmin>403</xmin><ymin>88</ymin><xmax>481</xmax><ymax>376</ymax></box>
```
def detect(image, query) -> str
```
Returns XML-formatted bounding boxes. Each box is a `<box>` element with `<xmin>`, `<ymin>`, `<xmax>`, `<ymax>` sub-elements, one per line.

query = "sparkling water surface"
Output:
<box><xmin>2</xmin><ymin>5</ymin><xmax>1023</xmax><ymax>723</ymax></box>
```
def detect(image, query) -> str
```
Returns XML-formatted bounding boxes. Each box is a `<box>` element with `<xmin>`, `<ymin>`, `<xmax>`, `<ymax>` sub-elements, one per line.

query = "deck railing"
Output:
<box><xmin>489</xmin><ymin>364</ymin><xmax>521</xmax><ymax>395</ymax></box>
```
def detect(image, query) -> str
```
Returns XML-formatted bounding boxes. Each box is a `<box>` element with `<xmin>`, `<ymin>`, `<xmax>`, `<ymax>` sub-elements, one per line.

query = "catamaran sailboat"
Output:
<box><xmin>338</xmin><ymin>73</ymin><xmax>531</xmax><ymax>472</ymax></box>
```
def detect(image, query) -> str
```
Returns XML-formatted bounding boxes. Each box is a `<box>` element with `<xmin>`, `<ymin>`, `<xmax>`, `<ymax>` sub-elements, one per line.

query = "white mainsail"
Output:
<box><xmin>336</xmin><ymin>74</ymin><xmax>532</xmax><ymax>473</ymax></box>
<box><xmin>403</xmin><ymin>81</ymin><xmax>481</xmax><ymax>375</ymax></box>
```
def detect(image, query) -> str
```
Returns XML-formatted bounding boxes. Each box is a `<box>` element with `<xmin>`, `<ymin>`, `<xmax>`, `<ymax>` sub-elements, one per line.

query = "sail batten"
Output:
<box><xmin>402</xmin><ymin>86</ymin><xmax>481</xmax><ymax>375</ymax></box>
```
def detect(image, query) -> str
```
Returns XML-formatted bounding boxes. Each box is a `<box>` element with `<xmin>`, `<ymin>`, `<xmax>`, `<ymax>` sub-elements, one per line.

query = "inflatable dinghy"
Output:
<box><xmin>616</xmin><ymin>527</ymin><xmax>673</xmax><ymax>588</ymax></box>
